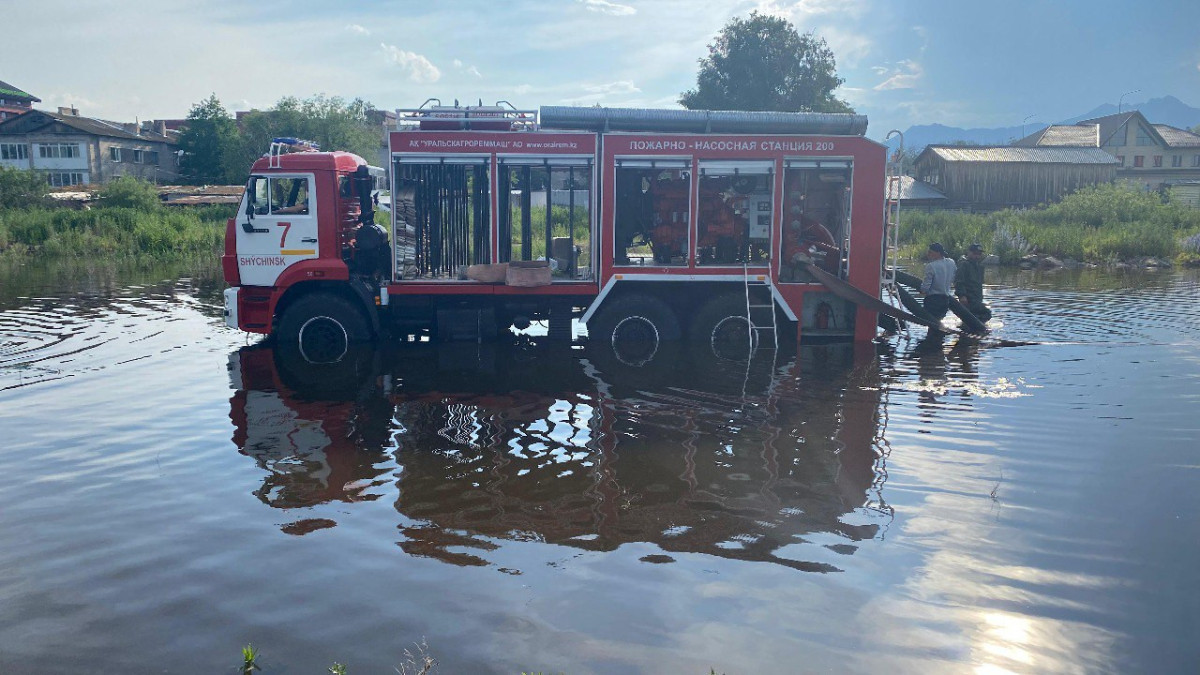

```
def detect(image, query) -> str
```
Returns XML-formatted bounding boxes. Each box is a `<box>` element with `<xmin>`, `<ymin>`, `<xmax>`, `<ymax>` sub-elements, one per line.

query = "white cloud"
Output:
<box><xmin>41</xmin><ymin>92</ymin><xmax>101</xmax><ymax>114</ymax></box>
<box><xmin>584</xmin><ymin>80</ymin><xmax>641</xmax><ymax>96</ymax></box>
<box><xmin>874</xmin><ymin>60</ymin><xmax>922</xmax><ymax>90</ymax></box>
<box><xmin>379</xmin><ymin>43</ymin><xmax>441</xmax><ymax>83</ymax></box>
<box><xmin>579</xmin><ymin>0</ymin><xmax>636</xmax><ymax>16</ymax></box>
<box><xmin>345</xmin><ymin>24</ymin><xmax>370</xmax><ymax>36</ymax></box>
<box><xmin>560</xmin><ymin>80</ymin><xmax>644</xmax><ymax>106</ymax></box>
<box><xmin>818</xmin><ymin>25</ymin><xmax>871</xmax><ymax>68</ymax></box>
<box><xmin>749</xmin><ymin>2</ymin><xmax>873</xmax><ymax>68</ymax></box>
<box><xmin>755</xmin><ymin>0</ymin><xmax>866</xmax><ymax>20</ymax></box>
<box><xmin>452</xmin><ymin>59</ymin><xmax>482</xmax><ymax>78</ymax></box>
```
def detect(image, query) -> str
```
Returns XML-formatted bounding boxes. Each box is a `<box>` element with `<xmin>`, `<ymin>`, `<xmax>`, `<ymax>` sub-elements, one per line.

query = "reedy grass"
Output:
<box><xmin>0</xmin><ymin>204</ymin><xmax>234</xmax><ymax>261</ymax></box>
<box><xmin>228</xmin><ymin>638</ymin><xmax>437</xmax><ymax>674</ymax></box>
<box><xmin>897</xmin><ymin>183</ymin><xmax>1200</xmax><ymax>264</ymax></box>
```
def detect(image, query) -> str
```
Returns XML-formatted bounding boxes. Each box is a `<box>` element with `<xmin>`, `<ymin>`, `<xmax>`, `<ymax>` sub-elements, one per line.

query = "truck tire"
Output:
<box><xmin>688</xmin><ymin>293</ymin><xmax>758</xmax><ymax>359</ymax></box>
<box><xmin>588</xmin><ymin>294</ymin><xmax>681</xmax><ymax>359</ymax></box>
<box><xmin>277</xmin><ymin>293</ymin><xmax>371</xmax><ymax>364</ymax></box>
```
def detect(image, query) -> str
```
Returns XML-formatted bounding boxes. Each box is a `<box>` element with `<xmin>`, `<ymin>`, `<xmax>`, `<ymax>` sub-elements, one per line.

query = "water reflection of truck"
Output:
<box><xmin>228</xmin><ymin>341</ymin><xmax>890</xmax><ymax>571</ymax></box>
<box><xmin>221</xmin><ymin>102</ymin><xmax>887</xmax><ymax>361</ymax></box>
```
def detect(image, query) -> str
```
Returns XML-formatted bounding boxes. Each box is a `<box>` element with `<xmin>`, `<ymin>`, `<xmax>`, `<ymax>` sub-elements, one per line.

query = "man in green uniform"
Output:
<box><xmin>955</xmin><ymin>243</ymin><xmax>992</xmax><ymax>322</ymax></box>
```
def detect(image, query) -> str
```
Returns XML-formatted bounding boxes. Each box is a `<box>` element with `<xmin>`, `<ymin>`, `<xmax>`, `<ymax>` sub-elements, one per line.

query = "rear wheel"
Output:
<box><xmin>277</xmin><ymin>293</ymin><xmax>371</xmax><ymax>364</ymax></box>
<box><xmin>688</xmin><ymin>293</ymin><xmax>759</xmax><ymax>361</ymax></box>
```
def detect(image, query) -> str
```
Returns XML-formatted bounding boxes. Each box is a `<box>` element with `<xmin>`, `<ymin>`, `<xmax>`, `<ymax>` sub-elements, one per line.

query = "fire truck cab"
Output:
<box><xmin>223</xmin><ymin>103</ymin><xmax>887</xmax><ymax>362</ymax></box>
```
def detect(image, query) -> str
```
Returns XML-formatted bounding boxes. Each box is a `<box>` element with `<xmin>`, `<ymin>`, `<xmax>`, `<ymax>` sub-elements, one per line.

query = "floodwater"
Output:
<box><xmin>0</xmin><ymin>261</ymin><xmax>1197</xmax><ymax>674</ymax></box>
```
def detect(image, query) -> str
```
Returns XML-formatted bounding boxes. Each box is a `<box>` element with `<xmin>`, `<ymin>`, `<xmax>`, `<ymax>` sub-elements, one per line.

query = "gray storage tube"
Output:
<box><xmin>539</xmin><ymin>106</ymin><xmax>868</xmax><ymax>136</ymax></box>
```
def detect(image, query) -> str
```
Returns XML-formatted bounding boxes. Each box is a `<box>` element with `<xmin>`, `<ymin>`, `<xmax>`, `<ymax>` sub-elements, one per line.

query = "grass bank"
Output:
<box><xmin>897</xmin><ymin>183</ymin><xmax>1200</xmax><ymax>265</ymax></box>
<box><xmin>0</xmin><ymin>204</ymin><xmax>233</xmax><ymax>261</ymax></box>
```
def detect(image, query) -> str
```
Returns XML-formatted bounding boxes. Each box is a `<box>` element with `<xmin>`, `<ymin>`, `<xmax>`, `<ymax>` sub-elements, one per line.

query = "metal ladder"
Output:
<box><xmin>881</xmin><ymin>130</ymin><xmax>911</xmax><ymax>337</ymax></box>
<box><xmin>743</xmin><ymin>262</ymin><xmax>779</xmax><ymax>353</ymax></box>
<box><xmin>883</xmin><ymin>130</ymin><xmax>904</xmax><ymax>291</ymax></box>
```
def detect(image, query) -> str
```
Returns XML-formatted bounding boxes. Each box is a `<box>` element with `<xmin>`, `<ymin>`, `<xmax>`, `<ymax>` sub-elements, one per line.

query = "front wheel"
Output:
<box><xmin>588</xmin><ymin>294</ymin><xmax>681</xmax><ymax>366</ymax></box>
<box><xmin>277</xmin><ymin>293</ymin><xmax>371</xmax><ymax>364</ymax></box>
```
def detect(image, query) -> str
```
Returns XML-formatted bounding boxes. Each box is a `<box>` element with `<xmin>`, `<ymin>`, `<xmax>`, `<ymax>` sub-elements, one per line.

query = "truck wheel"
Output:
<box><xmin>588</xmin><ymin>294</ymin><xmax>681</xmax><ymax>364</ymax></box>
<box><xmin>688</xmin><ymin>294</ymin><xmax>758</xmax><ymax>360</ymax></box>
<box><xmin>277</xmin><ymin>293</ymin><xmax>371</xmax><ymax>364</ymax></box>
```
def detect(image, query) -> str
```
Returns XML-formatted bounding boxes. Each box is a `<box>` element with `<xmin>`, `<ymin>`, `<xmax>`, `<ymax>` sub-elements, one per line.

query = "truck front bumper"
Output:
<box><xmin>223</xmin><ymin>287</ymin><xmax>239</xmax><ymax>330</ymax></box>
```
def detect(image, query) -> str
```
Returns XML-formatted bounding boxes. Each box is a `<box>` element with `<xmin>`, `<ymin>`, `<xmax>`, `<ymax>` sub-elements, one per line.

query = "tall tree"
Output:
<box><xmin>234</xmin><ymin>95</ymin><xmax>381</xmax><ymax>174</ymax></box>
<box><xmin>177</xmin><ymin>94</ymin><xmax>241</xmax><ymax>185</ymax></box>
<box><xmin>680</xmin><ymin>12</ymin><xmax>852</xmax><ymax>113</ymax></box>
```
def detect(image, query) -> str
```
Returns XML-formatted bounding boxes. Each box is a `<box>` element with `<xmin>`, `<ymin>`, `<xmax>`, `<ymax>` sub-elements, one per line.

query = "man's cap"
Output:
<box><xmin>968</xmin><ymin>243</ymin><xmax>984</xmax><ymax>253</ymax></box>
<box><xmin>928</xmin><ymin>242</ymin><xmax>946</xmax><ymax>254</ymax></box>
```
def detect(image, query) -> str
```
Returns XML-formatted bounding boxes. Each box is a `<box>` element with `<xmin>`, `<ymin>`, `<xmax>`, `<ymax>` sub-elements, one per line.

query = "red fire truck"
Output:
<box><xmin>222</xmin><ymin>102</ymin><xmax>887</xmax><ymax>361</ymax></box>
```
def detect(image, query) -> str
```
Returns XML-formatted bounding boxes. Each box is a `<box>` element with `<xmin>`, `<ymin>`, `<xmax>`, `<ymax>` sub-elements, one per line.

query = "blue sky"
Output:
<box><xmin>3</xmin><ymin>0</ymin><xmax>1198</xmax><ymax>139</ymax></box>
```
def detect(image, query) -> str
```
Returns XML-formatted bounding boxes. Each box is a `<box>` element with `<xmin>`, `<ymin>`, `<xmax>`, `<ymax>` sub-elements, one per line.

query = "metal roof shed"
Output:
<box><xmin>913</xmin><ymin>145</ymin><xmax>1118</xmax><ymax>210</ymax></box>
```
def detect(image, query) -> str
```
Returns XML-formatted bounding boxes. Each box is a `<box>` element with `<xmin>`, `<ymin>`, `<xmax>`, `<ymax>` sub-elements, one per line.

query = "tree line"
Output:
<box><xmin>177</xmin><ymin>94</ymin><xmax>383</xmax><ymax>185</ymax></box>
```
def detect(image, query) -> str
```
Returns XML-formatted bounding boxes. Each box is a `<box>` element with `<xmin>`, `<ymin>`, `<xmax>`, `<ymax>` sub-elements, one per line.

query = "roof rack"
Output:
<box><xmin>268</xmin><ymin>137</ymin><xmax>319</xmax><ymax>168</ymax></box>
<box><xmin>395</xmin><ymin>99</ymin><xmax>537</xmax><ymax>131</ymax></box>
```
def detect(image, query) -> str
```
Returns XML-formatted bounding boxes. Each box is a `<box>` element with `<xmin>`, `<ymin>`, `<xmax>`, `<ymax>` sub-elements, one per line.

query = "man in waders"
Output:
<box><xmin>955</xmin><ymin>243</ymin><xmax>992</xmax><ymax>322</ymax></box>
<box><xmin>920</xmin><ymin>242</ymin><xmax>956</xmax><ymax>331</ymax></box>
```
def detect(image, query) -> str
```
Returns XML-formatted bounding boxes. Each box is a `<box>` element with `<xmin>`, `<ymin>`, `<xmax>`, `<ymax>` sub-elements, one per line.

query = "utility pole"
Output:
<box><xmin>1021</xmin><ymin>114</ymin><xmax>1036</xmax><ymax>141</ymax></box>
<box><xmin>1118</xmin><ymin>89</ymin><xmax>1141</xmax><ymax>114</ymax></box>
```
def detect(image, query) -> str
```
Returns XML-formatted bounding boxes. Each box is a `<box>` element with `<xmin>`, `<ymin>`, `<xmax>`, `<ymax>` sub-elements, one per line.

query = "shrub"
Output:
<box><xmin>97</xmin><ymin>176</ymin><xmax>161</xmax><ymax>211</ymax></box>
<box><xmin>0</xmin><ymin>166</ymin><xmax>50</xmax><ymax>209</ymax></box>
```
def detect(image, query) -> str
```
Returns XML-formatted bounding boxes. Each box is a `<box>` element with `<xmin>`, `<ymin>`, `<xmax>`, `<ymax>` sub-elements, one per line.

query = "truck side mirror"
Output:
<box><xmin>245</xmin><ymin>179</ymin><xmax>257</xmax><ymax>220</ymax></box>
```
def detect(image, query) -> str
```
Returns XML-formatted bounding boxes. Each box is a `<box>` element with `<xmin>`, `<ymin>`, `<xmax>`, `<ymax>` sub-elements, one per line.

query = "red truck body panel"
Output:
<box><xmin>226</xmin><ymin>110</ymin><xmax>888</xmax><ymax>343</ymax></box>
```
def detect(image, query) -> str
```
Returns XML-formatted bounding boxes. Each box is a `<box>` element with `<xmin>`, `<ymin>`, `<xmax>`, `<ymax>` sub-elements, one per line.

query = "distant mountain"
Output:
<box><xmin>881</xmin><ymin>95</ymin><xmax>1200</xmax><ymax>152</ymax></box>
<box><xmin>881</xmin><ymin>122</ymin><xmax>1049</xmax><ymax>152</ymax></box>
<box><xmin>1059</xmin><ymin>95</ymin><xmax>1200</xmax><ymax>129</ymax></box>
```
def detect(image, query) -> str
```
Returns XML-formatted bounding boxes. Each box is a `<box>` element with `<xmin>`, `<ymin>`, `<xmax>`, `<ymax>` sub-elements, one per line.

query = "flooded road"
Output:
<box><xmin>0</xmin><ymin>261</ymin><xmax>1197</xmax><ymax>673</ymax></box>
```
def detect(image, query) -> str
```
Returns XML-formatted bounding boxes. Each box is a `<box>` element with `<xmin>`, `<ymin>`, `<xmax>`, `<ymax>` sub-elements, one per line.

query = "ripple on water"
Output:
<box><xmin>0</xmin><ymin>265</ymin><xmax>1198</xmax><ymax>672</ymax></box>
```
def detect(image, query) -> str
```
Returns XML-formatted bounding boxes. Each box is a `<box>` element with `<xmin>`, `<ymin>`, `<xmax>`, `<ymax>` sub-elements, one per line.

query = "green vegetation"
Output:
<box><xmin>178</xmin><ymin>94</ymin><xmax>243</xmax><ymax>184</ymax></box>
<box><xmin>898</xmin><ymin>183</ymin><xmax>1200</xmax><ymax>264</ymax></box>
<box><xmin>233</xmin><ymin>95</ymin><xmax>380</xmax><ymax>175</ymax></box>
<box><xmin>223</xmin><ymin>639</ymin><xmax>436</xmax><ymax>675</ymax></box>
<box><xmin>177</xmin><ymin>93</ymin><xmax>381</xmax><ymax>185</ymax></box>
<box><xmin>96</xmin><ymin>175</ymin><xmax>162</xmax><ymax>210</ymax></box>
<box><xmin>508</xmin><ymin>205</ymin><xmax>592</xmax><ymax>264</ymax></box>
<box><xmin>680</xmin><ymin>12</ymin><xmax>851</xmax><ymax>113</ymax></box>
<box><xmin>2</xmin><ymin>170</ymin><xmax>233</xmax><ymax>261</ymax></box>
<box><xmin>0</xmin><ymin>165</ymin><xmax>52</xmax><ymax>209</ymax></box>
<box><xmin>240</xmin><ymin>644</ymin><xmax>261</xmax><ymax>673</ymax></box>
<box><xmin>1</xmin><ymin>173</ymin><xmax>233</xmax><ymax>261</ymax></box>
<box><xmin>0</xmin><ymin>205</ymin><xmax>231</xmax><ymax>260</ymax></box>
